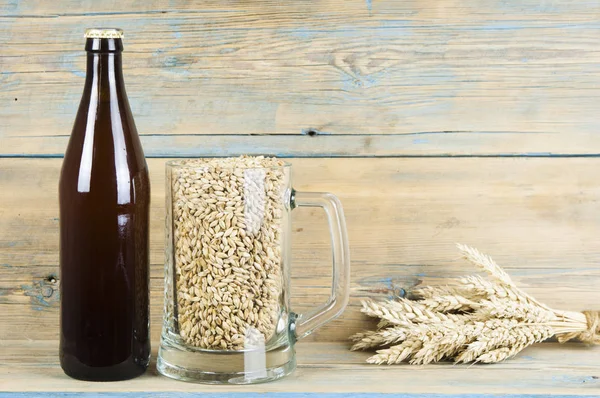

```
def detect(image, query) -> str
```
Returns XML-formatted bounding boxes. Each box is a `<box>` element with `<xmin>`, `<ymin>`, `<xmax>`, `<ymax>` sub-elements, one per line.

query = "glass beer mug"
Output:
<box><xmin>157</xmin><ymin>157</ymin><xmax>350</xmax><ymax>384</ymax></box>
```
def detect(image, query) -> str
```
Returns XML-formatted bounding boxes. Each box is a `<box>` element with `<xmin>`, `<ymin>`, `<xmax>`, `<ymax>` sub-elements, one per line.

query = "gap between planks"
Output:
<box><xmin>2</xmin><ymin>133</ymin><xmax>600</xmax><ymax>158</ymax></box>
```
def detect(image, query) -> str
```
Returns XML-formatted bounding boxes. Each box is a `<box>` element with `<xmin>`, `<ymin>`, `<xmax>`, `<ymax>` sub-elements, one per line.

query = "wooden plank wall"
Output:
<box><xmin>1</xmin><ymin>0</ymin><xmax>599</xmax><ymax>343</ymax></box>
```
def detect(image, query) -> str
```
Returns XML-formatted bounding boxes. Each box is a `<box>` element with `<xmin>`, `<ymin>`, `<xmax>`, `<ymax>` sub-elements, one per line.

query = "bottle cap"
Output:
<box><xmin>84</xmin><ymin>28</ymin><xmax>124</xmax><ymax>39</ymax></box>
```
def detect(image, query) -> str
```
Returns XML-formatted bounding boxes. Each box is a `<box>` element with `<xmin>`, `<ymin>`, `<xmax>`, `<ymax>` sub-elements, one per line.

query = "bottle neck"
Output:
<box><xmin>83</xmin><ymin>38</ymin><xmax>125</xmax><ymax>100</ymax></box>
<box><xmin>85</xmin><ymin>52</ymin><xmax>123</xmax><ymax>82</ymax></box>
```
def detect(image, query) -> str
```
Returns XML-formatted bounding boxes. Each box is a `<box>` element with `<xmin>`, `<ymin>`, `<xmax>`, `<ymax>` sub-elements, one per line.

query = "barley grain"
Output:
<box><xmin>169</xmin><ymin>156</ymin><xmax>286</xmax><ymax>350</ymax></box>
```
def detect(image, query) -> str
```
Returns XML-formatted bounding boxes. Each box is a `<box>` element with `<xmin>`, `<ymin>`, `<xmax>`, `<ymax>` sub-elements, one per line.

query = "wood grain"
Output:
<box><xmin>1</xmin><ymin>340</ymin><xmax>599</xmax><ymax>395</ymax></box>
<box><xmin>2</xmin><ymin>0</ymin><xmax>600</xmax><ymax>155</ymax></box>
<box><xmin>2</xmin><ymin>1</ymin><xmax>600</xmax><ymax>393</ymax></box>
<box><xmin>1</xmin><ymin>158</ymin><xmax>599</xmax><ymax>342</ymax></box>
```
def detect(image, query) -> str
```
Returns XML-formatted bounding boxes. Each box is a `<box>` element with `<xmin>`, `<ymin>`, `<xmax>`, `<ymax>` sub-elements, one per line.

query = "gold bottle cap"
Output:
<box><xmin>84</xmin><ymin>28</ymin><xmax>124</xmax><ymax>39</ymax></box>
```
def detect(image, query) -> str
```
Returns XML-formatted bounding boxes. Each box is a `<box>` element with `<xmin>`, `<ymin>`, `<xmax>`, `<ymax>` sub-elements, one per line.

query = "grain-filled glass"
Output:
<box><xmin>157</xmin><ymin>157</ymin><xmax>350</xmax><ymax>384</ymax></box>
<box><xmin>59</xmin><ymin>28</ymin><xmax>150</xmax><ymax>381</ymax></box>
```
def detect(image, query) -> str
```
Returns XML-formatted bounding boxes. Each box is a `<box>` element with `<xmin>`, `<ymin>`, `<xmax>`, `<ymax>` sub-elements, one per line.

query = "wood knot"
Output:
<box><xmin>22</xmin><ymin>275</ymin><xmax>60</xmax><ymax>310</ymax></box>
<box><xmin>302</xmin><ymin>128</ymin><xmax>328</xmax><ymax>137</ymax></box>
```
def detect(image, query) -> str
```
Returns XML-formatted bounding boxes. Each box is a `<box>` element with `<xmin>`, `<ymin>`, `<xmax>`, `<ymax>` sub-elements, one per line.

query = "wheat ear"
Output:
<box><xmin>352</xmin><ymin>244</ymin><xmax>600</xmax><ymax>365</ymax></box>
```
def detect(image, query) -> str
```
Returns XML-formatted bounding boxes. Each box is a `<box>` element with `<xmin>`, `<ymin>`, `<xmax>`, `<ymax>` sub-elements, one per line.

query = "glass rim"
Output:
<box><xmin>165</xmin><ymin>158</ymin><xmax>292</xmax><ymax>170</ymax></box>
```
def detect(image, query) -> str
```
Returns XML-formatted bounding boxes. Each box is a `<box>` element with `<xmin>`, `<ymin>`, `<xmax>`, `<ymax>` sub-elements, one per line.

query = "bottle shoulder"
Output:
<box><xmin>62</xmin><ymin>52</ymin><xmax>149</xmax><ymax>200</ymax></box>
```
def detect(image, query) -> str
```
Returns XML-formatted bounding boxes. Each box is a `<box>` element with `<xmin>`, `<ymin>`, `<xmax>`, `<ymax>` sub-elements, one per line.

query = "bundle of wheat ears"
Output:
<box><xmin>351</xmin><ymin>244</ymin><xmax>600</xmax><ymax>365</ymax></box>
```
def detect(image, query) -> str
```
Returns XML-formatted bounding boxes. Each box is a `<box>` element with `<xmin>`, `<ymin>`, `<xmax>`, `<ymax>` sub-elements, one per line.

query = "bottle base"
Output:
<box><xmin>157</xmin><ymin>338</ymin><xmax>296</xmax><ymax>384</ymax></box>
<box><xmin>60</xmin><ymin>355</ymin><xmax>149</xmax><ymax>382</ymax></box>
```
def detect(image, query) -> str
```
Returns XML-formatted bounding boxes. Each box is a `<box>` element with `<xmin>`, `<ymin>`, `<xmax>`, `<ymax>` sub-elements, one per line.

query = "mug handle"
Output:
<box><xmin>290</xmin><ymin>189</ymin><xmax>351</xmax><ymax>340</ymax></box>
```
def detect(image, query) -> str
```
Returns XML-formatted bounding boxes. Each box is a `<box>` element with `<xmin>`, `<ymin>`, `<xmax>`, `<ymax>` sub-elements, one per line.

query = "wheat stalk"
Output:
<box><xmin>351</xmin><ymin>244</ymin><xmax>600</xmax><ymax>364</ymax></box>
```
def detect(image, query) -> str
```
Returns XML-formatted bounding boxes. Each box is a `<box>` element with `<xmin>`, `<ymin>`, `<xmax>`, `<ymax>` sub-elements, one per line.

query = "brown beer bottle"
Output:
<box><xmin>59</xmin><ymin>28</ymin><xmax>150</xmax><ymax>381</ymax></box>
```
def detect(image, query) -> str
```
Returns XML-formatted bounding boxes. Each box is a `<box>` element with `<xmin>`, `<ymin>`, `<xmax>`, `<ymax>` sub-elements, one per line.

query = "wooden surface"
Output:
<box><xmin>1</xmin><ymin>341</ymin><xmax>600</xmax><ymax>395</ymax></box>
<box><xmin>1</xmin><ymin>157</ymin><xmax>599</xmax><ymax>343</ymax></box>
<box><xmin>2</xmin><ymin>0</ymin><xmax>600</xmax><ymax>396</ymax></box>
<box><xmin>2</xmin><ymin>0</ymin><xmax>600</xmax><ymax>155</ymax></box>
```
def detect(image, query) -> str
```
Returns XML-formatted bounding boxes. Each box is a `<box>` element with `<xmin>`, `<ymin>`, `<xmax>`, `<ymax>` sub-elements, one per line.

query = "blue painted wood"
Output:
<box><xmin>3</xmin><ymin>0</ymin><xmax>600</xmax><ymax>155</ymax></box>
<box><xmin>1</xmin><ymin>394</ymin><xmax>598</xmax><ymax>398</ymax></box>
